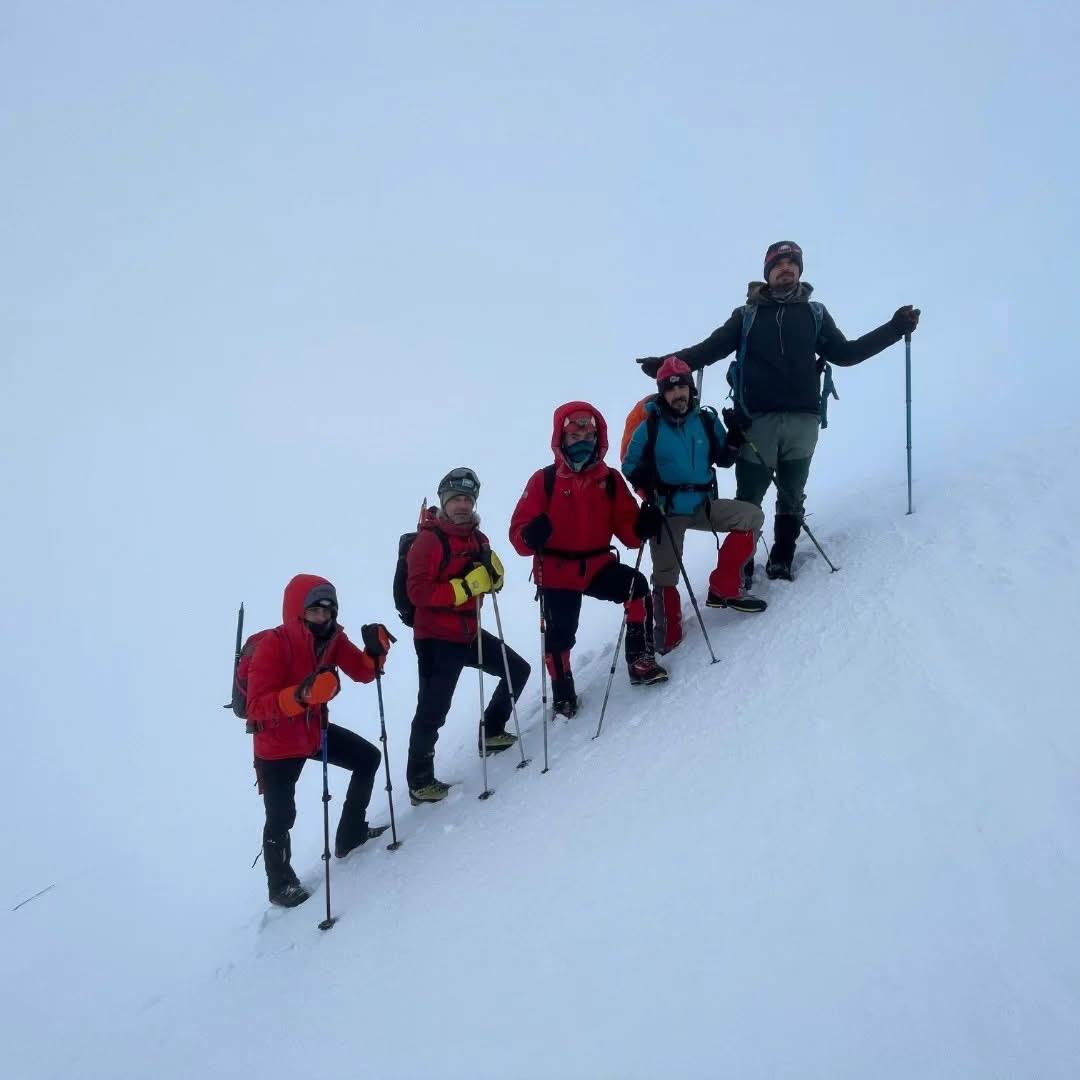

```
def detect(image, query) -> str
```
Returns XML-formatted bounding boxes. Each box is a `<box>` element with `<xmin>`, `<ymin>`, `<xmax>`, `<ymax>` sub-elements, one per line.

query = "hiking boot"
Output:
<box><xmin>769</xmin><ymin>514</ymin><xmax>801</xmax><ymax>572</ymax></box>
<box><xmin>409</xmin><ymin>781</ymin><xmax>450</xmax><ymax>806</ymax></box>
<box><xmin>552</xmin><ymin>674</ymin><xmax>578</xmax><ymax>719</ymax></box>
<box><xmin>765</xmin><ymin>559</ymin><xmax>794</xmax><ymax>581</ymax></box>
<box><xmin>706</xmin><ymin>591</ymin><xmax>768</xmax><ymax>613</ymax></box>
<box><xmin>479</xmin><ymin>730</ymin><xmax>518</xmax><ymax>756</ymax></box>
<box><xmin>628</xmin><ymin>655</ymin><xmax>669</xmax><ymax>686</ymax></box>
<box><xmin>263</xmin><ymin>834</ymin><xmax>307</xmax><ymax>905</ymax></box>
<box><xmin>269</xmin><ymin>880</ymin><xmax>311</xmax><ymax>908</ymax></box>
<box><xmin>334</xmin><ymin>820</ymin><xmax>371</xmax><ymax>859</ymax></box>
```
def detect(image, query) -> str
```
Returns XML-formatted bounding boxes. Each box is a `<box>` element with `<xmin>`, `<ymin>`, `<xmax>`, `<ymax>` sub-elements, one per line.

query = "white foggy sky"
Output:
<box><xmin>2</xmin><ymin>1</ymin><xmax>1077</xmax><ymax>888</ymax></box>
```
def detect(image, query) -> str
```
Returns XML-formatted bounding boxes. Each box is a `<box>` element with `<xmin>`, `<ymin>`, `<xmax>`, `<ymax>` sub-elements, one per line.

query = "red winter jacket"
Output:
<box><xmin>407</xmin><ymin>508</ymin><xmax>492</xmax><ymax>644</ymax></box>
<box><xmin>509</xmin><ymin>401</ymin><xmax>642</xmax><ymax>591</ymax></box>
<box><xmin>247</xmin><ymin>573</ymin><xmax>377</xmax><ymax>761</ymax></box>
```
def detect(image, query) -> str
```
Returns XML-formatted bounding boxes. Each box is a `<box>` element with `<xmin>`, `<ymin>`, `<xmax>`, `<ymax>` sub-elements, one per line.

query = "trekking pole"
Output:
<box><xmin>476</xmin><ymin>602</ymin><xmax>493</xmax><ymax>800</ymax></box>
<box><xmin>489</xmin><ymin>591</ymin><xmax>530</xmax><ymax>769</ymax></box>
<box><xmin>695</xmin><ymin>367</ymin><xmax>705</xmax><ymax>399</ymax></box>
<box><xmin>317</xmin><ymin>722</ymin><xmax>336</xmax><ymax>931</ymax></box>
<box><xmin>745</xmin><ymin>438</ymin><xmax>840</xmax><ymax>573</ymax></box>
<box><xmin>593</xmin><ymin>544</ymin><xmax>647</xmax><ymax>740</ymax></box>
<box><xmin>374</xmin><ymin>670</ymin><xmax>403</xmax><ymax>851</ymax></box>
<box><xmin>536</xmin><ymin>555</ymin><xmax>550</xmax><ymax>774</ymax></box>
<box><xmin>799</xmin><ymin>518</ymin><xmax>840</xmax><ymax>572</ymax></box>
<box><xmin>661</xmin><ymin>514</ymin><xmax>721</xmax><ymax>665</ymax></box>
<box><xmin>905</xmin><ymin>332</ymin><xmax>913</xmax><ymax>515</ymax></box>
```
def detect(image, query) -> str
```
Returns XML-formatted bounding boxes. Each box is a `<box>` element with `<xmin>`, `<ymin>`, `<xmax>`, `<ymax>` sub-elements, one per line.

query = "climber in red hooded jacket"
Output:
<box><xmin>508</xmin><ymin>402</ymin><xmax>670</xmax><ymax>719</ymax></box>
<box><xmin>246</xmin><ymin>573</ymin><xmax>393</xmax><ymax>908</ymax></box>
<box><xmin>404</xmin><ymin>467</ymin><xmax>531</xmax><ymax>804</ymax></box>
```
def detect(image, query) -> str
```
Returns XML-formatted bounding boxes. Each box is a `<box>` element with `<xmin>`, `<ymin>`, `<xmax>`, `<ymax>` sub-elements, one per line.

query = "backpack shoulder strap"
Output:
<box><xmin>644</xmin><ymin>411</ymin><xmax>661</xmax><ymax>467</ymax></box>
<box><xmin>429</xmin><ymin>525</ymin><xmax>453</xmax><ymax>572</ymax></box>
<box><xmin>738</xmin><ymin>304</ymin><xmax>757</xmax><ymax>360</ymax></box>
<box><xmin>808</xmin><ymin>300</ymin><xmax>824</xmax><ymax>346</ymax></box>
<box><xmin>806</xmin><ymin>301</ymin><xmax>833</xmax><ymax>428</ymax></box>
<box><xmin>542</xmin><ymin>464</ymin><xmax>557</xmax><ymax>503</ymax></box>
<box><xmin>699</xmin><ymin>405</ymin><xmax>723</xmax><ymax>460</ymax></box>
<box><xmin>726</xmin><ymin>304</ymin><xmax>757</xmax><ymax>415</ymax></box>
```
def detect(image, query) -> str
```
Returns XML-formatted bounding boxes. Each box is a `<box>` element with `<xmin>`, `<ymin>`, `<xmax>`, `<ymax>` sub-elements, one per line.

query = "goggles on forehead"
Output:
<box><xmin>563</xmin><ymin>414</ymin><xmax>597</xmax><ymax>431</ymax></box>
<box><xmin>661</xmin><ymin>374</ymin><xmax>693</xmax><ymax>388</ymax></box>
<box><xmin>438</xmin><ymin>467</ymin><xmax>480</xmax><ymax>495</ymax></box>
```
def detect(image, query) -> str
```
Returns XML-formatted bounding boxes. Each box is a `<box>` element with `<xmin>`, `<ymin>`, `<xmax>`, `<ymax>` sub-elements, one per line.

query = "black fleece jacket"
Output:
<box><xmin>643</xmin><ymin>282</ymin><xmax>904</xmax><ymax>416</ymax></box>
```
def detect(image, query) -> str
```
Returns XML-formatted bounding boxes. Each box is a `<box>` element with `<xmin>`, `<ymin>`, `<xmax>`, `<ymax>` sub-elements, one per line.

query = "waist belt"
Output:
<box><xmin>543</xmin><ymin>545</ymin><xmax>614</xmax><ymax>561</ymax></box>
<box><xmin>542</xmin><ymin>545</ymin><xmax>616</xmax><ymax>575</ymax></box>
<box><xmin>656</xmin><ymin>482</ymin><xmax>714</xmax><ymax>494</ymax></box>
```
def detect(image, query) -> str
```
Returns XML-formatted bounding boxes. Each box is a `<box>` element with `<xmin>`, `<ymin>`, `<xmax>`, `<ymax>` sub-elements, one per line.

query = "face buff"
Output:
<box><xmin>563</xmin><ymin>438</ymin><xmax>596</xmax><ymax>471</ymax></box>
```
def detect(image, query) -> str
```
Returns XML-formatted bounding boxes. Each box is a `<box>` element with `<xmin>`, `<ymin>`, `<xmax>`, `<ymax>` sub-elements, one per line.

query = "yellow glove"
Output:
<box><xmin>449</xmin><ymin>563</ymin><xmax>494</xmax><ymax>606</ymax></box>
<box><xmin>487</xmin><ymin>551</ymin><xmax>505</xmax><ymax>593</ymax></box>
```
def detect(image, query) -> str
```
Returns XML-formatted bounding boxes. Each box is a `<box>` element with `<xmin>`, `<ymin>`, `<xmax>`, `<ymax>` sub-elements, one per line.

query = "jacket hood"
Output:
<box><xmin>746</xmin><ymin>280</ymin><xmax>815</xmax><ymax>306</ymax></box>
<box><xmin>282</xmin><ymin>573</ymin><xmax>336</xmax><ymax>624</ymax></box>
<box><xmin>550</xmin><ymin>400</ymin><xmax>609</xmax><ymax>467</ymax></box>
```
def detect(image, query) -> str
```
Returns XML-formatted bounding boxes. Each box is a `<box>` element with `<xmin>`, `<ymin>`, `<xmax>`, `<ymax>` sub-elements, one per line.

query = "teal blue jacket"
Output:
<box><xmin>622</xmin><ymin>400</ymin><xmax>732</xmax><ymax>516</ymax></box>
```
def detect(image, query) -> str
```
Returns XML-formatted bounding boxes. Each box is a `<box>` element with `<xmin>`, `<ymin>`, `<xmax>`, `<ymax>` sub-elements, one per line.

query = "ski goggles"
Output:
<box><xmin>562</xmin><ymin>413</ymin><xmax>597</xmax><ymax>431</ymax></box>
<box><xmin>437</xmin><ymin>466</ymin><xmax>481</xmax><ymax>500</ymax></box>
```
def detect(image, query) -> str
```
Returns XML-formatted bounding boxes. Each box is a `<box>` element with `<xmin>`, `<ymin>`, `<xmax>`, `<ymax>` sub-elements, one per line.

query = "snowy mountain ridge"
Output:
<box><xmin>7</xmin><ymin>422</ymin><xmax>1079</xmax><ymax>1079</ymax></box>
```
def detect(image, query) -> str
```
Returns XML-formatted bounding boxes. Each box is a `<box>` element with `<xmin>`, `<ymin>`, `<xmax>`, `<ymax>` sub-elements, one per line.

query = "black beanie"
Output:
<box><xmin>303</xmin><ymin>582</ymin><xmax>338</xmax><ymax>614</ymax></box>
<box><xmin>763</xmin><ymin>240</ymin><xmax>803</xmax><ymax>281</ymax></box>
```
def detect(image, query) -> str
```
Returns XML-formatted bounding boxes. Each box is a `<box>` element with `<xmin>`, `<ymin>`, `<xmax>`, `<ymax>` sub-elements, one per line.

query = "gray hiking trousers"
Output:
<box><xmin>649</xmin><ymin>498</ymin><xmax>764</xmax><ymax>588</ymax></box>
<box><xmin>734</xmin><ymin>411</ymin><xmax>820</xmax><ymax>516</ymax></box>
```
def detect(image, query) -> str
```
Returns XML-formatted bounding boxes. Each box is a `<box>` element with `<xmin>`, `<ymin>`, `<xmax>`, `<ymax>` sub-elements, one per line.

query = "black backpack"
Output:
<box><xmin>394</xmin><ymin>505</ymin><xmax>452</xmax><ymax>628</ymax></box>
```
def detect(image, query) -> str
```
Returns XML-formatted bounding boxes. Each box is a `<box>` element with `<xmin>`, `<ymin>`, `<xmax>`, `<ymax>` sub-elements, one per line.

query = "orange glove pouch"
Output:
<box><xmin>277</xmin><ymin>686</ymin><xmax>307</xmax><ymax>718</ymax></box>
<box><xmin>276</xmin><ymin>670</ymin><xmax>339</xmax><ymax>716</ymax></box>
<box><xmin>303</xmin><ymin>670</ymin><xmax>340</xmax><ymax>705</ymax></box>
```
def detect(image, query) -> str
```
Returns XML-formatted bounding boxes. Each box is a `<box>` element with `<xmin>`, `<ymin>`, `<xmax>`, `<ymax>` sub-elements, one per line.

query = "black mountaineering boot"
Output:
<box><xmin>551</xmin><ymin>674</ymin><xmax>578</xmax><ymax>719</ymax></box>
<box><xmin>264</xmin><ymin>835</ymin><xmax>310</xmax><ymax>908</ymax></box>
<box><xmin>767</xmin><ymin>513</ymin><xmax>802</xmax><ymax>581</ymax></box>
<box><xmin>624</xmin><ymin>620</ymin><xmax>669</xmax><ymax>685</ymax></box>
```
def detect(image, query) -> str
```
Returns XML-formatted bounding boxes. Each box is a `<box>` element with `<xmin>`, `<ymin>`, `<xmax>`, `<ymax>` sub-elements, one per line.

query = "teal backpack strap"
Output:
<box><xmin>725</xmin><ymin>304</ymin><xmax>757</xmax><ymax>416</ymax></box>
<box><xmin>819</xmin><ymin>363</ymin><xmax>838</xmax><ymax>429</ymax></box>
<box><xmin>808</xmin><ymin>301</ymin><xmax>838</xmax><ymax>428</ymax></box>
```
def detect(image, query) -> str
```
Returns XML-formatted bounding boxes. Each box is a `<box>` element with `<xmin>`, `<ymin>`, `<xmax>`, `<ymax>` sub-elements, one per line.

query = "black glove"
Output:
<box><xmin>521</xmin><ymin>513</ymin><xmax>553</xmax><ymax>552</ymax></box>
<box><xmin>628</xmin><ymin>463</ymin><xmax>661</xmax><ymax>497</ymax></box>
<box><xmin>361</xmin><ymin>623</ymin><xmax>396</xmax><ymax>657</ymax></box>
<box><xmin>634</xmin><ymin>503</ymin><xmax>665</xmax><ymax>541</ymax></box>
<box><xmin>637</xmin><ymin>356</ymin><xmax>662</xmax><ymax>378</ymax></box>
<box><xmin>891</xmin><ymin>305</ymin><xmax>921</xmax><ymax>334</ymax></box>
<box><xmin>721</xmin><ymin>407</ymin><xmax>747</xmax><ymax>449</ymax></box>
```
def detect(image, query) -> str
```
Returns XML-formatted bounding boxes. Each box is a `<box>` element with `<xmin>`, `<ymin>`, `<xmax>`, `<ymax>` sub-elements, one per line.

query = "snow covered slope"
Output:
<box><xmin>7</xmin><ymin>417</ymin><xmax>1078</xmax><ymax>1079</ymax></box>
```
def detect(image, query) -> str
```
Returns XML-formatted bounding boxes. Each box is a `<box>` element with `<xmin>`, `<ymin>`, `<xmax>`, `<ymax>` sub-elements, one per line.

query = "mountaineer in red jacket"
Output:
<box><xmin>509</xmin><ymin>402</ymin><xmax>668</xmax><ymax>719</ymax></box>
<box><xmin>405</xmin><ymin>467</ymin><xmax>530</xmax><ymax>804</ymax></box>
<box><xmin>246</xmin><ymin>574</ymin><xmax>393</xmax><ymax>908</ymax></box>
